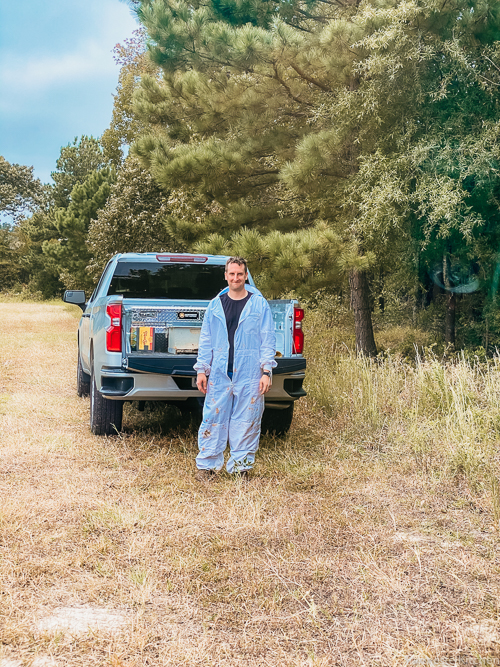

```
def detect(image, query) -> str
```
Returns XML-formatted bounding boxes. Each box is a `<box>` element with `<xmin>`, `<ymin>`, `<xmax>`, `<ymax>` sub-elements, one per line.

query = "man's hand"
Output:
<box><xmin>259</xmin><ymin>374</ymin><xmax>271</xmax><ymax>395</ymax></box>
<box><xmin>197</xmin><ymin>373</ymin><xmax>208</xmax><ymax>394</ymax></box>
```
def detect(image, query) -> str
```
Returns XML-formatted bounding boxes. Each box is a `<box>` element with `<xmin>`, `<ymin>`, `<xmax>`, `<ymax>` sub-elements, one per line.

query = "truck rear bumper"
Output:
<box><xmin>99</xmin><ymin>366</ymin><xmax>306</xmax><ymax>404</ymax></box>
<box><xmin>125</xmin><ymin>354</ymin><xmax>306</xmax><ymax>376</ymax></box>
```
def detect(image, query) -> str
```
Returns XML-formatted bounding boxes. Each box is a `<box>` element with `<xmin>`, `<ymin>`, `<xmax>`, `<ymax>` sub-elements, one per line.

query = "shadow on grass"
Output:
<box><xmin>122</xmin><ymin>401</ymin><xmax>202</xmax><ymax>437</ymax></box>
<box><xmin>120</xmin><ymin>401</ymin><xmax>306</xmax><ymax>465</ymax></box>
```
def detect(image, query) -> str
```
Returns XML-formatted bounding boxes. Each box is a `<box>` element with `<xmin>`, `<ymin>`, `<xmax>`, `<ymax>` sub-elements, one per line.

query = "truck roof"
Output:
<box><xmin>112</xmin><ymin>253</ymin><xmax>231</xmax><ymax>265</ymax></box>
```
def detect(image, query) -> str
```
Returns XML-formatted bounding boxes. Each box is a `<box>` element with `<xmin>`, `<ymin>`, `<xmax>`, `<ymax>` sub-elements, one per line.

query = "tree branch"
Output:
<box><xmin>295</xmin><ymin>8</ymin><xmax>328</xmax><ymax>23</ymax></box>
<box><xmin>284</xmin><ymin>22</ymin><xmax>313</xmax><ymax>34</ymax></box>
<box><xmin>273</xmin><ymin>63</ymin><xmax>313</xmax><ymax>106</ymax></box>
<box><xmin>484</xmin><ymin>55</ymin><xmax>500</xmax><ymax>75</ymax></box>
<box><xmin>246</xmin><ymin>170</ymin><xmax>281</xmax><ymax>177</ymax></box>
<box><xmin>475</xmin><ymin>72</ymin><xmax>500</xmax><ymax>86</ymax></box>
<box><xmin>290</xmin><ymin>63</ymin><xmax>332</xmax><ymax>92</ymax></box>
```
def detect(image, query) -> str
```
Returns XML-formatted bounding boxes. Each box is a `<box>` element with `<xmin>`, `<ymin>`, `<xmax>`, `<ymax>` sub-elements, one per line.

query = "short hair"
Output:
<box><xmin>225</xmin><ymin>256</ymin><xmax>248</xmax><ymax>272</ymax></box>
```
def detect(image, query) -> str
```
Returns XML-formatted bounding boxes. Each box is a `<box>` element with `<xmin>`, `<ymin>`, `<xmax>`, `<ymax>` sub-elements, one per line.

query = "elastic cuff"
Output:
<box><xmin>194</xmin><ymin>366</ymin><xmax>211</xmax><ymax>375</ymax></box>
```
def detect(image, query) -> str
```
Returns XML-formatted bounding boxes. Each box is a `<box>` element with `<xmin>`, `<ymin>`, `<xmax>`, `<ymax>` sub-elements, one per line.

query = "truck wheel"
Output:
<box><xmin>77</xmin><ymin>352</ymin><xmax>90</xmax><ymax>397</ymax></box>
<box><xmin>261</xmin><ymin>403</ymin><xmax>294</xmax><ymax>436</ymax></box>
<box><xmin>90</xmin><ymin>365</ymin><xmax>123</xmax><ymax>436</ymax></box>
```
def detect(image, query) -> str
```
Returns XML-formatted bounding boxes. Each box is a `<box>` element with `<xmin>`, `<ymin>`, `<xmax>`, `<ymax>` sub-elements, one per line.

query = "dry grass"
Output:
<box><xmin>1</xmin><ymin>301</ymin><xmax>500</xmax><ymax>666</ymax></box>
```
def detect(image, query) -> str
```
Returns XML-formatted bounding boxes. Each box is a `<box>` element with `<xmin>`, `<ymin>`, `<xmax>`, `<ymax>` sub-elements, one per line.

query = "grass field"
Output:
<box><xmin>1</xmin><ymin>300</ymin><xmax>500</xmax><ymax>666</ymax></box>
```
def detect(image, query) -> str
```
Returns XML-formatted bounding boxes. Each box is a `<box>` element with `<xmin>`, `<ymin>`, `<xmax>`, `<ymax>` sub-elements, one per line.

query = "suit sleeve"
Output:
<box><xmin>193</xmin><ymin>301</ymin><xmax>214</xmax><ymax>375</ymax></box>
<box><xmin>259</xmin><ymin>298</ymin><xmax>277</xmax><ymax>371</ymax></box>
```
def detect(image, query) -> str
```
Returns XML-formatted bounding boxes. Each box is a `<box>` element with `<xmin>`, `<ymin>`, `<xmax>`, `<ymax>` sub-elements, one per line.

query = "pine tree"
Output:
<box><xmin>51</xmin><ymin>136</ymin><xmax>109</xmax><ymax>209</ymax></box>
<box><xmin>18</xmin><ymin>206</ymin><xmax>63</xmax><ymax>298</ymax></box>
<box><xmin>131</xmin><ymin>0</ymin><xmax>500</xmax><ymax>353</ymax></box>
<box><xmin>131</xmin><ymin>0</ymin><xmax>377</xmax><ymax>352</ymax></box>
<box><xmin>43</xmin><ymin>167</ymin><xmax>116</xmax><ymax>290</ymax></box>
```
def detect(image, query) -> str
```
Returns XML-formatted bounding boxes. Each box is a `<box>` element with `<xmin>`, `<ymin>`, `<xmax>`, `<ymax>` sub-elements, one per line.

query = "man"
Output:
<box><xmin>193</xmin><ymin>257</ymin><xmax>276</xmax><ymax>480</ymax></box>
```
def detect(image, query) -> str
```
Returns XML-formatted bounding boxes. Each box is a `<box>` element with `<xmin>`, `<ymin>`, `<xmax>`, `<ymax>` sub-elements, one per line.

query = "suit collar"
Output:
<box><xmin>212</xmin><ymin>284</ymin><xmax>260</xmax><ymax>323</ymax></box>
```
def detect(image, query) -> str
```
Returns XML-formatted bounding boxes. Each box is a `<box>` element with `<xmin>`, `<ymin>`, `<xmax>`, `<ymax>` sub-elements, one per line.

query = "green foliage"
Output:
<box><xmin>196</xmin><ymin>222</ymin><xmax>344</xmax><ymax>298</ymax></box>
<box><xmin>87</xmin><ymin>156</ymin><xmax>181</xmax><ymax>280</ymax></box>
<box><xmin>131</xmin><ymin>0</ymin><xmax>364</xmax><ymax>305</ymax></box>
<box><xmin>0</xmin><ymin>223</ymin><xmax>27</xmax><ymax>287</ymax></box>
<box><xmin>17</xmin><ymin>201</ymin><xmax>64</xmax><ymax>299</ymax></box>
<box><xmin>0</xmin><ymin>157</ymin><xmax>60</xmax><ymax>297</ymax></box>
<box><xmin>43</xmin><ymin>167</ymin><xmax>116</xmax><ymax>290</ymax></box>
<box><xmin>51</xmin><ymin>136</ymin><xmax>109</xmax><ymax>209</ymax></box>
<box><xmin>131</xmin><ymin>0</ymin><xmax>500</xmax><ymax>350</ymax></box>
<box><xmin>8</xmin><ymin>136</ymin><xmax>112</xmax><ymax>297</ymax></box>
<box><xmin>8</xmin><ymin>0</ymin><xmax>500</xmax><ymax>357</ymax></box>
<box><xmin>0</xmin><ymin>156</ymin><xmax>45</xmax><ymax>223</ymax></box>
<box><xmin>339</xmin><ymin>13</ymin><xmax>500</xmax><ymax>345</ymax></box>
<box><xmin>101</xmin><ymin>30</ymin><xmax>159</xmax><ymax>165</ymax></box>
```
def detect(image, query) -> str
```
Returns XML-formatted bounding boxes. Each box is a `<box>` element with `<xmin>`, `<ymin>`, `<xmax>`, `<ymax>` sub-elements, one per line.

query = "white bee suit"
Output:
<box><xmin>193</xmin><ymin>284</ymin><xmax>277</xmax><ymax>472</ymax></box>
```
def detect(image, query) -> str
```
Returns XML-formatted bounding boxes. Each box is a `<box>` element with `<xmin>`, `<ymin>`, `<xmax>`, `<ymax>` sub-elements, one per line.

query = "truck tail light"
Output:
<box><xmin>293</xmin><ymin>306</ymin><xmax>304</xmax><ymax>354</ymax></box>
<box><xmin>106</xmin><ymin>303</ymin><xmax>122</xmax><ymax>352</ymax></box>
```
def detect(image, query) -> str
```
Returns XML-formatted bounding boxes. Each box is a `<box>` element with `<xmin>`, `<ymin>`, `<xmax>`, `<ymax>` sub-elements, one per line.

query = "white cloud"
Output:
<box><xmin>0</xmin><ymin>0</ymin><xmax>138</xmax><ymax>94</ymax></box>
<box><xmin>1</xmin><ymin>42</ymin><xmax>117</xmax><ymax>92</ymax></box>
<box><xmin>0</xmin><ymin>0</ymin><xmax>139</xmax><ymax>179</ymax></box>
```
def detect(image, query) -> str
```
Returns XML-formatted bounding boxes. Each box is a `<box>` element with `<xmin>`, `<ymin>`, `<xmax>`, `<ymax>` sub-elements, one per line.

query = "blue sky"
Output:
<box><xmin>0</xmin><ymin>0</ymin><xmax>138</xmax><ymax>184</ymax></box>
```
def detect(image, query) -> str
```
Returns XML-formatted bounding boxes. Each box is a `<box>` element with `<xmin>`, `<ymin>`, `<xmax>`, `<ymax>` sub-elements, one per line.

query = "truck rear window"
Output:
<box><xmin>107</xmin><ymin>262</ymin><xmax>227</xmax><ymax>299</ymax></box>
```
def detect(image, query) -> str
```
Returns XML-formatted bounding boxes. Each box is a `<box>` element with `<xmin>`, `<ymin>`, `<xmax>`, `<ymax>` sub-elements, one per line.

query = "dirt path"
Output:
<box><xmin>1</xmin><ymin>301</ymin><xmax>499</xmax><ymax>666</ymax></box>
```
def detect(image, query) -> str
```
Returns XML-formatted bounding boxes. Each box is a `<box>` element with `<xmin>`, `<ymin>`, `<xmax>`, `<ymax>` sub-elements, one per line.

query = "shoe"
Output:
<box><xmin>234</xmin><ymin>470</ymin><xmax>251</xmax><ymax>481</ymax></box>
<box><xmin>195</xmin><ymin>469</ymin><xmax>217</xmax><ymax>482</ymax></box>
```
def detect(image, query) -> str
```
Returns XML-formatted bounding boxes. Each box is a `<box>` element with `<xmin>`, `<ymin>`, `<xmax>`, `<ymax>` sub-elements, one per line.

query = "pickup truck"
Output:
<box><xmin>63</xmin><ymin>253</ymin><xmax>306</xmax><ymax>436</ymax></box>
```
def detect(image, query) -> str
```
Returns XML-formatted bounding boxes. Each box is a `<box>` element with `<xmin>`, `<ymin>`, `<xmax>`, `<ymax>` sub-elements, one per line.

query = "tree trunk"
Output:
<box><xmin>378</xmin><ymin>268</ymin><xmax>385</xmax><ymax>313</ymax></box>
<box><xmin>445</xmin><ymin>292</ymin><xmax>456</xmax><ymax>347</ymax></box>
<box><xmin>349</xmin><ymin>269</ymin><xmax>377</xmax><ymax>356</ymax></box>
<box><xmin>443</xmin><ymin>254</ymin><xmax>456</xmax><ymax>348</ymax></box>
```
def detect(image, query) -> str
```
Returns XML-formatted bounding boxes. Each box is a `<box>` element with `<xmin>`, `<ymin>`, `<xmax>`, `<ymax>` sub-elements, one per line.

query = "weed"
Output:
<box><xmin>489</xmin><ymin>474</ymin><xmax>500</xmax><ymax>530</ymax></box>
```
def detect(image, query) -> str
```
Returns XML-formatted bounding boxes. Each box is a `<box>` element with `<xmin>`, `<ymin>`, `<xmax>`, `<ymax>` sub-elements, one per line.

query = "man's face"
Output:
<box><xmin>225</xmin><ymin>263</ymin><xmax>248</xmax><ymax>292</ymax></box>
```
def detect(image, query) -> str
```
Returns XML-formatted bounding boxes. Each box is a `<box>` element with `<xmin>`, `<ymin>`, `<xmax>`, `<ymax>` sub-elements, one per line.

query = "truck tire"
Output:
<box><xmin>77</xmin><ymin>351</ymin><xmax>90</xmax><ymax>397</ymax></box>
<box><xmin>90</xmin><ymin>364</ymin><xmax>123</xmax><ymax>436</ymax></box>
<box><xmin>261</xmin><ymin>403</ymin><xmax>294</xmax><ymax>436</ymax></box>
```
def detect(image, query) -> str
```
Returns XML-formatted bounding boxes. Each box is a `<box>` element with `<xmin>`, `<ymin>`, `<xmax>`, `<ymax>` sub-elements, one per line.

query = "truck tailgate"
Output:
<box><xmin>123</xmin><ymin>300</ymin><xmax>302</xmax><ymax>374</ymax></box>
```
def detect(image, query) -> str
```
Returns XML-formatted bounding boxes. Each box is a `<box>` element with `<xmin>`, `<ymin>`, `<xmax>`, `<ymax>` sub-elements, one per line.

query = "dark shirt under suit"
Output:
<box><xmin>220</xmin><ymin>291</ymin><xmax>252</xmax><ymax>374</ymax></box>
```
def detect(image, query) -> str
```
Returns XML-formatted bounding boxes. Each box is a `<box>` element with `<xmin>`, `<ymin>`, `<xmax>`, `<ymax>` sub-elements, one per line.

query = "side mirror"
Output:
<box><xmin>63</xmin><ymin>290</ymin><xmax>86</xmax><ymax>311</ymax></box>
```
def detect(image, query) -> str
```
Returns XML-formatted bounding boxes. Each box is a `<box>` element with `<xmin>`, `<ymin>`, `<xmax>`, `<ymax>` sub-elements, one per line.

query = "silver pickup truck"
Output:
<box><xmin>63</xmin><ymin>253</ymin><xmax>306</xmax><ymax>436</ymax></box>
